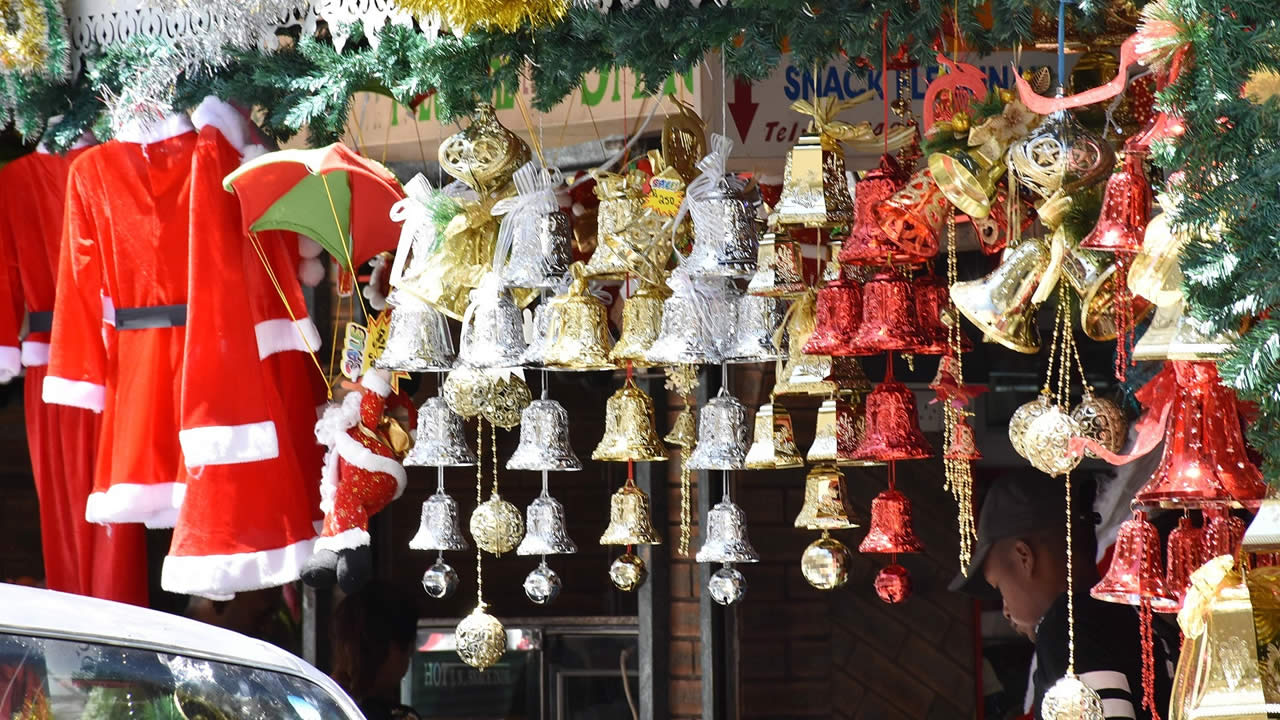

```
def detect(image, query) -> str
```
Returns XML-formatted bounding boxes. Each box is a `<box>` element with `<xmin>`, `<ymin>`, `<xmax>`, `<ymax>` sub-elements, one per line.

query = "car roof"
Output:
<box><xmin>0</xmin><ymin>583</ymin><xmax>359</xmax><ymax>714</ymax></box>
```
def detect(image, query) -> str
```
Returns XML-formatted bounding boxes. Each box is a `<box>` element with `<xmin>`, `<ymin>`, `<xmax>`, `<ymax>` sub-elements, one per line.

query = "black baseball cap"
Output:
<box><xmin>948</xmin><ymin>477</ymin><xmax>1067</xmax><ymax>595</ymax></box>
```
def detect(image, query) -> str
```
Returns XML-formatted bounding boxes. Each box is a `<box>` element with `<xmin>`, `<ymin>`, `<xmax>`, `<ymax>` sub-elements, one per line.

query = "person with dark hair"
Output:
<box><xmin>330</xmin><ymin>582</ymin><xmax>421</xmax><ymax>720</ymax></box>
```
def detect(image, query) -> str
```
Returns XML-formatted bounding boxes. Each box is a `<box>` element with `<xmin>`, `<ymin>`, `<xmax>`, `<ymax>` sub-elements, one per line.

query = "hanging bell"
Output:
<box><xmin>821</xmin><ymin>240</ymin><xmax>844</xmax><ymax>284</ymax></box>
<box><xmin>506</xmin><ymin>399</ymin><xmax>581</xmax><ymax>471</ymax></box>
<box><xmin>1080</xmin><ymin>150</ymin><xmax>1152</xmax><ymax>253</ymax></box>
<box><xmin>746</xmin><ymin>230</ymin><xmax>806</xmax><ymax>297</ymax></box>
<box><xmin>874</xmin><ymin>168</ymin><xmax>949</xmax><ymax>258</ymax></box>
<box><xmin>944</xmin><ymin>412</ymin><xmax>983</xmax><ymax>461</ymax></box>
<box><xmin>1062</xmin><ymin>244</ymin><xmax>1153</xmax><ymax>342</ymax></box>
<box><xmin>1071</xmin><ymin>392</ymin><xmax>1127</xmax><ymax>459</ymax></box>
<box><xmin>927</xmin><ymin>141</ymin><xmax>1009</xmax><ymax>220</ymax></box>
<box><xmin>1090</xmin><ymin>511</ymin><xmax>1179</xmax><ymax>612</ymax></box>
<box><xmin>807</xmin><ymin>396</ymin><xmax>880</xmax><ymax>467</ymax></box>
<box><xmin>1010</xmin><ymin>109</ymin><xmax>1116</xmax><ymax>200</ymax></box>
<box><xmin>684</xmin><ymin>164</ymin><xmax>760</xmax><ymax>277</ymax></box>
<box><xmin>499</xmin><ymin>163</ymin><xmax>574</xmax><ymax>288</ymax></box>
<box><xmin>1023</xmin><ymin>405</ymin><xmax>1083</xmax><ymax>477</ymax></box>
<box><xmin>591</xmin><ymin>378</ymin><xmax>668</xmax><ymax>463</ymax></box>
<box><xmin>404</xmin><ymin>397</ymin><xmax>477</xmax><ymax>467</ymax></box>
<box><xmin>599</xmin><ymin>482</ymin><xmax>663</xmax><ymax>545</ymax></box>
<box><xmin>408</xmin><ymin>491</ymin><xmax>469</xmax><ymax>552</ymax></box>
<box><xmin>375</xmin><ymin>290</ymin><xmax>456</xmax><ymax>372</ymax></box>
<box><xmin>664</xmin><ymin>407</ymin><xmax>697</xmax><ymax>449</ymax></box>
<box><xmin>794</xmin><ymin>464</ymin><xmax>858</xmax><ymax>530</ymax></box>
<box><xmin>646</xmin><ymin>270</ymin><xmax>725</xmax><ymax>366</ymax></box>
<box><xmin>695</xmin><ymin>500</ymin><xmax>760</xmax><ymax>564</ymax></box>
<box><xmin>743</xmin><ymin>401</ymin><xmax>804</xmax><ymax>470</ymax></box>
<box><xmin>1165</xmin><ymin>515</ymin><xmax>1200</xmax><ymax>603</ymax></box>
<box><xmin>520</xmin><ymin>300</ymin><xmax>555</xmax><ymax>367</ymax></box>
<box><xmin>830</xmin><ymin>356</ymin><xmax>873</xmax><ymax>396</ymax></box>
<box><xmin>1200</xmin><ymin>506</ymin><xmax>1246</xmax><ymax>563</ymax></box>
<box><xmin>542</xmin><ymin>263</ymin><xmax>617</xmax><ymax>371</ymax></box>
<box><xmin>858</xmin><ymin>489</ymin><xmax>926</xmax><ymax>554</ymax></box>
<box><xmin>584</xmin><ymin>171</ymin><xmax>645</xmax><ymax>279</ymax></box>
<box><xmin>1127</xmin><ymin>211</ymin><xmax>1186</xmax><ymax>308</ymax></box>
<box><xmin>773</xmin><ymin>131</ymin><xmax>855</xmax><ymax>228</ymax></box>
<box><xmin>457</xmin><ymin>272</ymin><xmax>528</xmax><ymax>369</ymax></box>
<box><xmin>774</xmin><ymin>291</ymin><xmax>835</xmax><ymax>396</ymax></box>
<box><xmin>803</xmin><ymin>271</ymin><xmax>862</xmax><ymax>356</ymax></box>
<box><xmin>516</xmin><ymin>491</ymin><xmax>578</xmax><ymax>556</ymax></box>
<box><xmin>840</xmin><ymin>155</ymin><xmax>926</xmax><ymax>267</ymax></box>
<box><xmin>912</xmin><ymin>272</ymin><xmax>971</xmax><ymax>356</ymax></box>
<box><xmin>847</xmin><ymin>270</ymin><xmax>926</xmax><ymax>355</ymax></box>
<box><xmin>724</xmin><ymin>294</ymin><xmax>784</xmax><ymax>364</ymax></box>
<box><xmin>686</xmin><ymin>390</ymin><xmax>750</xmax><ymax>470</ymax></box>
<box><xmin>1165</xmin><ymin>304</ymin><xmax>1237</xmax><ymax>361</ymax></box>
<box><xmin>610</xmin><ymin>281</ymin><xmax>669</xmax><ymax>367</ymax></box>
<box><xmin>874</xmin><ymin>564</ymin><xmax>912</xmax><ymax>604</ymax></box>
<box><xmin>950</xmin><ymin>236</ymin><xmax>1052</xmax><ymax>354</ymax></box>
<box><xmin>853</xmin><ymin>380</ymin><xmax>932</xmax><ymax>462</ymax></box>
<box><xmin>801</xmin><ymin>531</ymin><xmax>852</xmax><ymax>590</ymax></box>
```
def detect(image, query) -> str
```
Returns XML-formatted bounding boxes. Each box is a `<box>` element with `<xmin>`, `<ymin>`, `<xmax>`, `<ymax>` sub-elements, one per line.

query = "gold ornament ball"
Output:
<box><xmin>1071</xmin><ymin>394</ymin><xmax>1126</xmax><ymax>459</ymax></box>
<box><xmin>455</xmin><ymin>604</ymin><xmax>507</xmax><ymax>670</ymax></box>
<box><xmin>1008</xmin><ymin>395</ymin><xmax>1052</xmax><ymax>459</ymax></box>
<box><xmin>482</xmin><ymin>373</ymin><xmax>532</xmax><ymax>429</ymax></box>
<box><xmin>609</xmin><ymin>552</ymin><xmax>648</xmax><ymax>591</ymax></box>
<box><xmin>1041</xmin><ymin>675</ymin><xmax>1105</xmax><ymax>720</ymax></box>
<box><xmin>801</xmin><ymin>534</ymin><xmax>851</xmax><ymax>590</ymax></box>
<box><xmin>1024</xmin><ymin>407</ymin><xmax>1083</xmax><ymax>477</ymax></box>
<box><xmin>470</xmin><ymin>496</ymin><xmax>524</xmax><ymax>555</ymax></box>
<box><xmin>443</xmin><ymin>367</ymin><xmax>492</xmax><ymax>419</ymax></box>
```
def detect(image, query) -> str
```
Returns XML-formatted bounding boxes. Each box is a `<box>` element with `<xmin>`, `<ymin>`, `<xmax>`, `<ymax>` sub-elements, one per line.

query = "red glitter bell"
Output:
<box><xmin>1080</xmin><ymin>147</ymin><xmax>1152</xmax><ymax>253</ymax></box>
<box><xmin>1134</xmin><ymin>361</ymin><xmax>1266</xmax><ymax>509</ymax></box>
<box><xmin>803</xmin><ymin>275</ymin><xmax>863</xmax><ymax>356</ymax></box>
<box><xmin>1164</xmin><ymin>515</ymin><xmax>1201</xmax><ymax>604</ymax></box>
<box><xmin>853</xmin><ymin>377</ymin><xmax>933</xmax><ymax>462</ymax></box>
<box><xmin>874</xmin><ymin>168</ymin><xmax>949</xmax><ymax>259</ymax></box>
<box><xmin>912</xmin><ymin>273</ymin><xmax>972</xmax><ymax>355</ymax></box>
<box><xmin>838</xmin><ymin>155</ymin><xmax>927</xmax><ymax>267</ymax></box>
<box><xmin>847</xmin><ymin>270</ymin><xmax>926</xmax><ymax>355</ymax></box>
<box><xmin>944</xmin><ymin>412</ymin><xmax>983</xmax><ymax>461</ymax></box>
<box><xmin>1199</xmin><ymin>506</ymin><xmax>1245</xmax><ymax>564</ymax></box>
<box><xmin>874</xmin><ymin>563</ymin><xmax>912</xmax><ymax>604</ymax></box>
<box><xmin>1090</xmin><ymin>511</ymin><xmax>1179</xmax><ymax>612</ymax></box>
<box><xmin>859</xmin><ymin>489</ymin><xmax>925</xmax><ymax>554</ymax></box>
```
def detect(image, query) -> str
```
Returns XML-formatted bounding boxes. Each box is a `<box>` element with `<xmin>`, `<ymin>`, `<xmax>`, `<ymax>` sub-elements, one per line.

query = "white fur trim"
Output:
<box><xmin>298</xmin><ymin>258</ymin><xmax>326</xmax><ymax>287</ymax></box>
<box><xmin>180</xmin><ymin>421</ymin><xmax>279</xmax><ymax>467</ymax></box>
<box><xmin>85</xmin><ymin>482</ymin><xmax>184</xmax><ymax>527</ymax></box>
<box><xmin>101</xmin><ymin>295</ymin><xmax>115</xmax><ymax>325</ymax></box>
<box><xmin>334</xmin><ymin>432</ymin><xmax>408</xmax><ymax>499</ymax></box>
<box><xmin>191</xmin><ymin>97</ymin><xmax>254</xmax><ymax>155</ymax></box>
<box><xmin>313</xmin><ymin>527</ymin><xmax>371</xmax><ymax>553</ymax></box>
<box><xmin>116</xmin><ymin>113</ymin><xmax>195</xmax><ymax>145</ymax></box>
<box><xmin>298</xmin><ymin>236</ymin><xmax>324</xmax><ymax>259</ymax></box>
<box><xmin>241</xmin><ymin>144</ymin><xmax>267</xmax><ymax>164</ymax></box>
<box><xmin>161</xmin><ymin>534</ymin><xmax>317</xmax><ymax>598</ymax></box>
<box><xmin>43</xmin><ymin>376</ymin><xmax>105</xmax><ymax>412</ymax></box>
<box><xmin>361</xmin><ymin>370</ymin><xmax>392</xmax><ymax>397</ymax></box>
<box><xmin>20</xmin><ymin>341</ymin><xmax>49</xmax><ymax>367</ymax></box>
<box><xmin>255</xmin><ymin>317</ymin><xmax>321</xmax><ymax>359</ymax></box>
<box><xmin>0</xmin><ymin>346</ymin><xmax>20</xmax><ymax>383</ymax></box>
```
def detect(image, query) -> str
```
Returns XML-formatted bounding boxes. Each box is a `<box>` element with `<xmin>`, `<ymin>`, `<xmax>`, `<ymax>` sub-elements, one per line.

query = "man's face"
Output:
<box><xmin>982</xmin><ymin>538</ymin><xmax>1047</xmax><ymax>641</ymax></box>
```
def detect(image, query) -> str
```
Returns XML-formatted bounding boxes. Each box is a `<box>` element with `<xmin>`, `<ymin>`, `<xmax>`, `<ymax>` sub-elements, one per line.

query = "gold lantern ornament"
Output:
<box><xmin>772</xmin><ymin>97</ymin><xmax>864</xmax><ymax>228</ymax></box>
<box><xmin>438</xmin><ymin>103</ymin><xmax>531</xmax><ymax>194</ymax></box>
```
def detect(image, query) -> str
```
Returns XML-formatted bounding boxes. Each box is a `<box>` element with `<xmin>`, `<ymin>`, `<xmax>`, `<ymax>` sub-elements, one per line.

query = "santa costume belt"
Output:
<box><xmin>27</xmin><ymin>311</ymin><xmax>53</xmax><ymax>333</ymax></box>
<box><xmin>115</xmin><ymin>304</ymin><xmax>188</xmax><ymax>330</ymax></box>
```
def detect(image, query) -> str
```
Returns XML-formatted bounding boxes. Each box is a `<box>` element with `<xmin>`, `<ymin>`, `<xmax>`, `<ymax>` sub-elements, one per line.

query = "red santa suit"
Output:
<box><xmin>0</xmin><ymin>147</ymin><xmax>148</xmax><ymax>605</ymax></box>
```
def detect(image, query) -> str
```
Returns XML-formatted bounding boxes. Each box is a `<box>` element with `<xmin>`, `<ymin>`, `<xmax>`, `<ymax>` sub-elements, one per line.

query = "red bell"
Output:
<box><xmin>838</xmin><ymin>155</ymin><xmax>927</xmax><ymax>267</ymax></box>
<box><xmin>859</xmin><ymin>489</ymin><xmax>925</xmax><ymax>554</ymax></box>
<box><xmin>874</xmin><ymin>168</ymin><xmax>949</xmax><ymax>259</ymax></box>
<box><xmin>803</xmin><ymin>275</ymin><xmax>862</xmax><ymax>356</ymax></box>
<box><xmin>944</xmin><ymin>412</ymin><xmax>983</xmax><ymax>461</ymax></box>
<box><xmin>1199</xmin><ymin>506</ymin><xmax>1245</xmax><ymax>564</ymax></box>
<box><xmin>1164</xmin><ymin>515</ymin><xmax>1200</xmax><ymax>604</ymax></box>
<box><xmin>1134</xmin><ymin>361</ymin><xmax>1266</xmax><ymax>509</ymax></box>
<box><xmin>848</xmin><ymin>270</ymin><xmax>926</xmax><ymax>355</ymax></box>
<box><xmin>912</xmin><ymin>273</ymin><xmax>972</xmax><ymax>355</ymax></box>
<box><xmin>1090</xmin><ymin>511</ymin><xmax>1179</xmax><ymax>612</ymax></box>
<box><xmin>1080</xmin><ymin>147</ymin><xmax>1152</xmax><ymax>253</ymax></box>
<box><xmin>853</xmin><ymin>378</ymin><xmax>932</xmax><ymax>461</ymax></box>
<box><xmin>874</xmin><ymin>563</ymin><xmax>912</xmax><ymax>604</ymax></box>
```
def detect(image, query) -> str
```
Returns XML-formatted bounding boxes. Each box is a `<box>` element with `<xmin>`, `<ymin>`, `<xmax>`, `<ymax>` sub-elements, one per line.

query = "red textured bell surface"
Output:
<box><xmin>874</xmin><ymin>168</ymin><xmax>949</xmax><ymax>259</ymax></box>
<box><xmin>838</xmin><ymin>155</ymin><xmax>928</xmax><ymax>267</ymax></box>
<box><xmin>874</xmin><ymin>563</ymin><xmax>912</xmax><ymax>604</ymax></box>
<box><xmin>859</xmin><ymin>489</ymin><xmax>925</xmax><ymax>554</ymax></box>
<box><xmin>1090</xmin><ymin>511</ymin><xmax>1180</xmax><ymax>612</ymax></box>
<box><xmin>803</xmin><ymin>276</ymin><xmax>863</xmax><ymax>356</ymax></box>
<box><xmin>848</xmin><ymin>270</ymin><xmax>926</xmax><ymax>355</ymax></box>
<box><xmin>853</xmin><ymin>376</ymin><xmax>933</xmax><ymax>461</ymax></box>
<box><xmin>1134</xmin><ymin>361</ymin><xmax>1266</xmax><ymax>509</ymax></box>
<box><xmin>1199</xmin><ymin>505</ymin><xmax>1245</xmax><ymax>564</ymax></box>
<box><xmin>1080</xmin><ymin>147</ymin><xmax>1152</xmax><ymax>253</ymax></box>
<box><xmin>1164</xmin><ymin>515</ymin><xmax>1200</xmax><ymax>604</ymax></box>
<box><xmin>944</xmin><ymin>413</ymin><xmax>983</xmax><ymax>461</ymax></box>
<box><xmin>912</xmin><ymin>273</ymin><xmax>973</xmax><ymax>355</ymax></box>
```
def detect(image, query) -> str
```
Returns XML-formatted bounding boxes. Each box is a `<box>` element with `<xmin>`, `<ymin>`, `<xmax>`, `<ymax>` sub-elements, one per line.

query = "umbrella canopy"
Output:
<box><xmin>223</xmin><ymin>143</ymin><xmax>405</xmax><ymax>268</ymax></box>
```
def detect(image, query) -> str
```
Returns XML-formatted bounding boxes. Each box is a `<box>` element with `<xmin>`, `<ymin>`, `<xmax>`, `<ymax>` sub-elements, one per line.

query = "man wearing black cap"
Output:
<box><xmin>951</xmin><ymin>478</ymin><xmax>1177</xmax><ymax>720</ymax></box>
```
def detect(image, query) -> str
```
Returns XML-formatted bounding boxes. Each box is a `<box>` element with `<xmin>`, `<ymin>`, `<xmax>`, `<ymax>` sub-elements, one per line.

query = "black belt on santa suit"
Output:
<box><xmin>27</xmin><ymin>311</ymin><xmax>53</xmax><ymax>334</ymax></box>
<box><xmin>115</xmin><ymin>304</ymin><xmax>188</xmax><ymax>331</ymax></box>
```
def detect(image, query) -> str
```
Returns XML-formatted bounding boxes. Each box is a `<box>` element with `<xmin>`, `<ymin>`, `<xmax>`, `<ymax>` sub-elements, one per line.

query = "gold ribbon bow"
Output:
<box><xmin>790</xmin><ymin>97</ymin><xmax>878</xmax><ymax>149</ymax></box>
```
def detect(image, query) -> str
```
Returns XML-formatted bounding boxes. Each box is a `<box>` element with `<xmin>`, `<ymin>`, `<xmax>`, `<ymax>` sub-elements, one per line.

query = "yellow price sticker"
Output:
<box><xmin>644</xmin><ymin>176</ymin><xmax>685</xmax><ymax>217</ymax></box>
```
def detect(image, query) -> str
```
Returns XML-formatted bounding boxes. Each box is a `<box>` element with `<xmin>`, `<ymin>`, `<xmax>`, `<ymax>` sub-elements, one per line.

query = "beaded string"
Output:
<box><xmin>475</xmin><ymin>419</ymin><xmax>485</xmax><ymax>606</ymax></box>
<box><xmin>1065</xmin><ymin>467</ymin><xmax>1076</xmax><ymax>674</ymax></box>
<box><xmin>944</xmin><ymin>208</ymin><xmax>975</xmax><ymax>571</ymax></box>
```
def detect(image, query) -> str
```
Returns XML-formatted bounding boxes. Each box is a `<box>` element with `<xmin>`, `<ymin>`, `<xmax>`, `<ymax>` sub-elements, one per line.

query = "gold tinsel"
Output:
<box><xmin>0</xmin><ymin>0</ymin><xmax>51</xmax><ymax>73</ymax></box>
<box><xmin>398</xmin><ymin>0</ymin><xmax>568</xmax><ymax>33</ymax></box>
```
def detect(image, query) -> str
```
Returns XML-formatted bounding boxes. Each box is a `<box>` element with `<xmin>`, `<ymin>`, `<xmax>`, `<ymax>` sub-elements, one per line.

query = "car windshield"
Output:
<box><xmin>0</xmin><ymin>632</ymin><xmax>353</xmax><ymax>719</ymax></box>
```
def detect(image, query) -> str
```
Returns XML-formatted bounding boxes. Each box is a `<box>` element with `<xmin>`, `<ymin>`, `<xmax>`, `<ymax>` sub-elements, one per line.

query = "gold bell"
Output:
<box><xmin>927</xmin><ymin>144</ymin><xmax>1008</xmax><ymax>220</ymax></box>
<box><xmin>1131</xmin><ymin>297</ymin><xmax>1236</xmax><ymax>361</ymax></box>
<box><xmin>746</xmin><ymin>230</ymin><xmax>806</xmax><ymax>297</ymax></box>
<box><xmin>664</xmin><ymin>406</ymin><xmax>697</xmax><ymax>448</ymax></box>
<box><xmin>743</xmin><ymin>401</ymin><xmax>804</xmax><ymax>470</ymax></box>
<box><xmin>794</xmin><ymin>463</ymin><xmax>859</xmax><ymax>530</ymax></box>
<box><xmin>774</xmin><ymin>290</ymin><xmax>835</xmax><ymax>397</ymax></box>
<box><xmin>591</xmin><ymin>378</ymin><xmax>668</xmax><ymax>462</ymax></box>
<box><xmin>599</xmin><ymin>481</ymin><xmax>663</xmax><ymax>545</ymax></box>
<box><xmin>584</xmin><ymin>168</ymin><xmax>673</xmax><ymax>281</ymax></box>
<box><xmin>1062</xmin><ymin>245</ymin><xmax>1153</xmax><ymax>342</ymax></box>
<box><xmin>1128</xmin><ymin>211</ymin><xmax>1187</xmax><ymax>308</ymax></box>
<box><xmin>950</xmin><ymin>236</ymin><xmax>1052</xmax><ymax>354</ymax></box>
<box><xmin>610</xmin><ymin>281</ymin><xmax>669</xmax><ymax>367</ymax></box>
<box><xmin>773</xmin><ymin>131</ymin><xmax>855</xmax><ymax>228</ymax></box>
<box><xmin>806</xmin><ymin>395</ymin><xmax>883</xmax><ymax>467</ymax></box>
<box><xmin>542</xmin><ymin>263</ymin><xmax>617</xmax><ymax>371</ymax></box>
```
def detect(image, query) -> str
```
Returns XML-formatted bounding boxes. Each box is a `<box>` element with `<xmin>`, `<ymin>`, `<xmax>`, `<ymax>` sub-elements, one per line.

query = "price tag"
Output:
<box><xmin>341</xmin><ymin>323</ymin><xmax>368</xmax><ymax>381</ymax></box>
<box><xmin>644</xmin><ymin>175</ymin><xmax>685</xmax><ymax>217</ymax></box>
<box><xmin>361</xmin><ymin>311</ymin><xmax>393</xmax><ymax>377</ymax></box>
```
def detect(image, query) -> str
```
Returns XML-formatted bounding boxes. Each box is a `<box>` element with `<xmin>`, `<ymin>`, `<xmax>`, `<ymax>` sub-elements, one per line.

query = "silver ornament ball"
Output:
<box><xmin>523</xmin><ymin>561</ymin><xmax>563</xmax><ymax>605</ymax></box>
<box><xmin>422</xmin><ymin>558</ymin><xmax>459</xmax><ymax>599</ymax></box>
<box><xmin>708</xmin><ymin>565</ymin><xmax>747</xmax><ymax>605</ymax></box>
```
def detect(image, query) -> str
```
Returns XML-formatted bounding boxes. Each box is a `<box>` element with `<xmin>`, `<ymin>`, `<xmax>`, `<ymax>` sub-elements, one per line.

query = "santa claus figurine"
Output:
<box><xmin>302</xmin><ymin>369</ymin><xmax>412</xmax><ymax>592</ymax></box>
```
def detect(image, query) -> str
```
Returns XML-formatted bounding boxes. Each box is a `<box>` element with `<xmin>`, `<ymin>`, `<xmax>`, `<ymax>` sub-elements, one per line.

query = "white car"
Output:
<box><xmin>0</xmin><ymin>582</ymin><xmax>364</xmax><ymax>719</ymax></box>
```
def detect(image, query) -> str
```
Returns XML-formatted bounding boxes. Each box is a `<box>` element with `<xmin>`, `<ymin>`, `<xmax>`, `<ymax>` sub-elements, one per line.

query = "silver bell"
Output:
<box><xmin>645</xmin><ymin>270</ymin><xmax>729</xmax><ymax>366</ymax></box>
<box><xmin>375</xmin><ymin>290</ymin><xmax>455</xmax><ymax>372</ymax></box>
<box><xmin>687</xmin><ymin>390</ymin><xmax>750</xmax><ymax>470</ymax></box>
<box><xmin>695</xmin><ymin>499</ymin><xmax>760</xmax><ymax>564</ymax></box>
<box><xmin>520</xmin><ymin>300</ymin><xmax>555</xmax><ymax>367</ymax></box>
<box><xmin>457</xmin><ymin>272</ymin><xmax>527</xmax><ymax>368</ymax></box>
<box><xmin>506</xmin><ymin>399</ymin><xmax>582</xmax><ymax>471</ymax></box>
<box><xmin>498</xmin><ymin>163</ymin><xmax>573</xmax><ymax>289</ymax></box>
<box><xmin>724</xmin><ymin>293</ymin><xmax>783</xmax><ymax>364</ymax></box>
<box><xmin>516</xmin><ymin>491</ymin><xmax>578</xmax><ymax>556</ymax></box>
<box><xmin>683</xmin><ymin>172</ymin><xmax>760</xmax><ymax>279</ymax></box>
<box><xmin>409</xmin><ymin>491</ymin><xmax>469</xmax><ymax>552</ymax></box>
<box><xmin>404</xmin><ymin>397</ymin><xmax>476</xmax><ymax>467</ymax></box>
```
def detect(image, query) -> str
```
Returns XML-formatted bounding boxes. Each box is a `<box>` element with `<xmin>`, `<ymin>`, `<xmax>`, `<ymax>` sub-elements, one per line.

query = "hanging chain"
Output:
<box><xmin>475</xmin><ymin>419</ymin><xmax>485</xmax><ymax>605</ymax></box>
<box><xmin>490</xmin><ymin>421</ymin><xmax>499</xmax><ymax>497</ymax></box>
<box><xmin>679</xmin><ymin>446</ymin><xmax>692</xmax><ymax>556</ymax></box>
<box><xmin>1065</xmin><ymin>468</ymin><xmax>1076</xmax><ymax>674</ymax></box>
<box><xmin>945</xmin><ymin>208</ymin><xmax>976</xmax><ymax>571</ymax></box>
